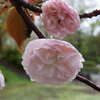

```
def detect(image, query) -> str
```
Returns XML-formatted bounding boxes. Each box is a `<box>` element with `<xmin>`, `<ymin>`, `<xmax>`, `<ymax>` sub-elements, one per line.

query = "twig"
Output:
<box><xmin>16</xmin><ymin>6</ymin><xmax>46</xmax><ymax>38</ymax></box>
<box><xmin>76</xmin><ymin>75</ymin><xmax>100</xmax><ymax>92</ymax></box>
<box><xmin>17</xmin><ymin>0</ymin><xmax>42</xmax><ymax>13</ymax></box>
<box><xmin>79</xmin><ymin>9</ymin><xmax>100</xmax><ymax>18</ymax></box>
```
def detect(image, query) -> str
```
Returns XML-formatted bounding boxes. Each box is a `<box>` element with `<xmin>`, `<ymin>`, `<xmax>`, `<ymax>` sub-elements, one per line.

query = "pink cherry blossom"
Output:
<box><xmin>0</xmin><ymin>71</ymin><xmax>5</xmax><ymax>90</ymax></box>
<box><xmin>42</xmin><ymin>0</ymin><xmax>80</xmax><ymax>39</ymax></box>
<box><xmin>22</xmin><ymin>39</ymin><xmax>84</xmax><ymax>85</ymax></box>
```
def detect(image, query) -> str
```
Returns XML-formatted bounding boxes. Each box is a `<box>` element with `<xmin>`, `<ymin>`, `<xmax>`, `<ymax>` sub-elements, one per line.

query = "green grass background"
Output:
<box><xmin>0</xmin><ymin>66</ymin><xmax>100</xmax><ymax>100</ymax></box>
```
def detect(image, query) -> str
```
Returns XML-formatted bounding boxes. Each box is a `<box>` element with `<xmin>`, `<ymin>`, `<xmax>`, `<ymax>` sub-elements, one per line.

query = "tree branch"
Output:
<box><xmin>16</xmin><ymin>6</ymin><xmax>46</xmax><ymax>38</ymax></box>
<box><xmin>79</xmin><ymin>9</ymin><xmax>100</xmax><ymax>18</ymax></box>
<box><xmin>16</xmin><ymin>0</ymin><xmax>42</xmax><ymax>13</ymax></box>
<box><xmin>76</xmin><ymin>75</ymin><xmax>100</xmax><ymax>92</ymax></box>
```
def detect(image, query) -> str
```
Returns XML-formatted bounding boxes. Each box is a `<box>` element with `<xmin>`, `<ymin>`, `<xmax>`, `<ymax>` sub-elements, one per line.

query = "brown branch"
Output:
<box><xmin>76</xmin><ymin>75</ymin><xmax>100</xmax><ymax>92</ymax></box>
<box><xmin>15</xmin><ymin>0</ymin><xmax>42</xmax><ymax>13</ymax></box>
<box><xmin>16</xmin><ymin>6</ymin><xmax>46</xmax><ymax>38</ymax></box>
<box><xmin>80</xmin><ymin>9</ymin><xmax>100</xmax><ymax>18</ymax></box>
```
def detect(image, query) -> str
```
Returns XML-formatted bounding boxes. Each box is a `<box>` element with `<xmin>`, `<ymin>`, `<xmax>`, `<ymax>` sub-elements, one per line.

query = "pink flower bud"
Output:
<box><xmin>0</xmin><ymin>71</ymin><xmax>5</xmax><ymax>90</ymax></box>
<box><xmin>22</xmin><ymin>39</ymin><xmax>84</xmax><ymax>85</ymax></box>
<box><xmin>42</xmin><ymin>0</ymin><xmax>80</xmax><ymax>39</ymax></box>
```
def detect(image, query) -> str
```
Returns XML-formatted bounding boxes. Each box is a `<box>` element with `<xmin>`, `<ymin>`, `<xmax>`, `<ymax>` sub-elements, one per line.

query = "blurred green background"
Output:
<box><xmin>0</xmin><ymin>0</ymin><xmax>100</xmax><ymax>100</ymax></box>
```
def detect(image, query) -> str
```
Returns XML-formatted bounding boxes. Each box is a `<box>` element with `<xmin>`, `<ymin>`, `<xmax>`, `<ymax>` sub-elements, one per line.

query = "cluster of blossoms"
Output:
<box><xmin>1</xmin><ymin>0</ymin><xmax>84</xmax><ymax>86</ymax></box>
<box><xmin>22</xmin><ymin>0</ymin><xmax>84</xmax><ymax>85</ymax></box>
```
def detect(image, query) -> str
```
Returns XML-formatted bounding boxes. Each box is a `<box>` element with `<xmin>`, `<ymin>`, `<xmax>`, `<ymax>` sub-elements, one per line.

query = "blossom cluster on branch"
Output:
<box><xmin>0</xmin><ymin>0</ymin><xmax>100</xmax><ymax>92</ymax></box>
<box><xmin>21</xmin><ymin>0</ymin><xmax>84</xmax><ymax>85</ymax></box>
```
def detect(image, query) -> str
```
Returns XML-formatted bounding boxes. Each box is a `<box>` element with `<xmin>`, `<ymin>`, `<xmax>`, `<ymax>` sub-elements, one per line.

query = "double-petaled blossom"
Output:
<box><xmin>22</xmin><ymin>39</ymin><xmax>84</xmax><ymax>85</ymax></box>
<box><xmin>0</xmin><ymin>71</ymin><xmax>5</xmax><ymax>90</ymax></box>
<box><xmin>42</xmin><ymin>0</ymin><xmax>80</xmax><ymax>39</ymax></box>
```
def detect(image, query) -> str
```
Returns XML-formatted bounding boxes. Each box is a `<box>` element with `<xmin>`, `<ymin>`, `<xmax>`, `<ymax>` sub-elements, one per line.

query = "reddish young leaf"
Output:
<box><xmin>26</xmin><ymin>0</ymin><xmax>43</xmax><ymax>5</ymax></box>
<box><xmin>6</xmin><ymin>7</ymin><xmax>35</xmax><ymax>53</ymax></box>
